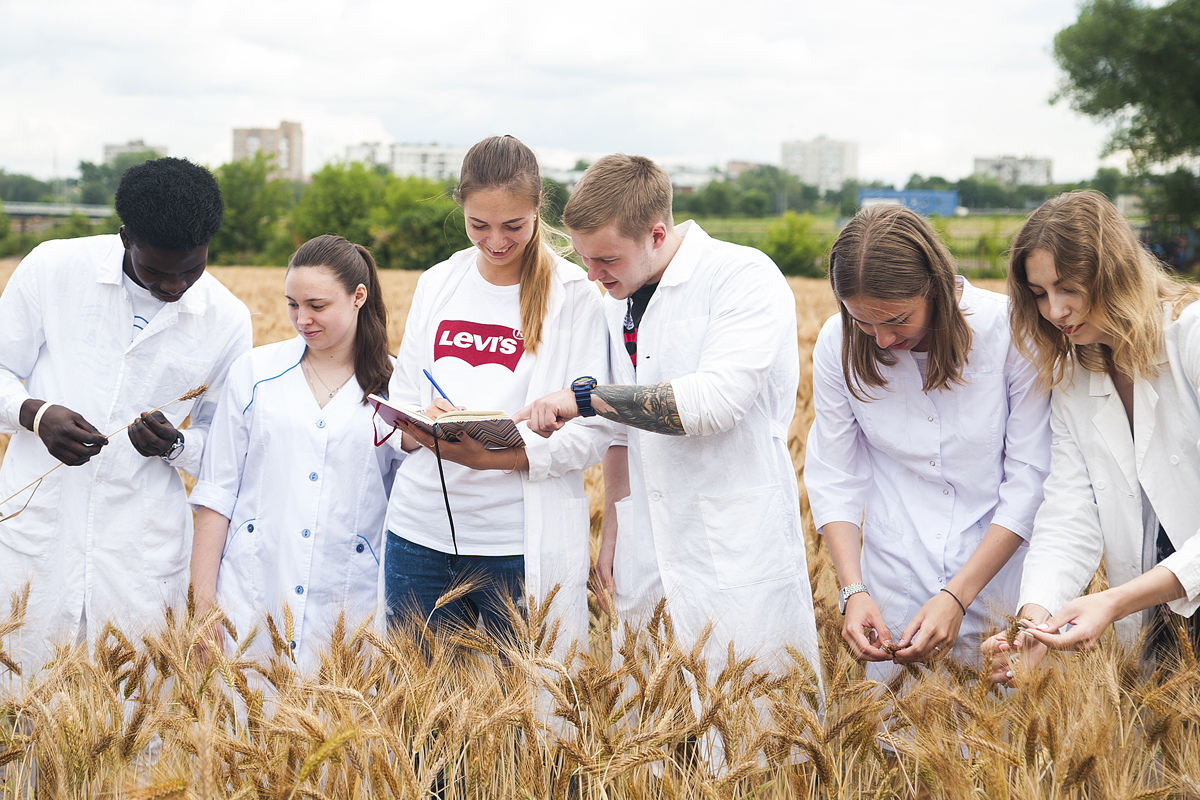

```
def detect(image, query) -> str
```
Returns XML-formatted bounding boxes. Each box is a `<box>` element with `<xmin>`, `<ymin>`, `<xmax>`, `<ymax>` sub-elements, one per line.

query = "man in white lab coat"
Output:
<box><xmin>516</xmin><ymin>154</ymin><xmax>823</xmax><ymax>717</ymax></box>
<box><xmin>0</xmin><ymin>157</ymin><xmax>252</xmax><ymax>677</ymax></box>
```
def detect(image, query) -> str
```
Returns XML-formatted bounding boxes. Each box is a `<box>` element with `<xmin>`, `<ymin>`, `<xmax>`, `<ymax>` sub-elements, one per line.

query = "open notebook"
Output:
<box><xmin>368</xmin><ymin>394</ymin><xmax>525</xmax><ymax>450</ymax></box>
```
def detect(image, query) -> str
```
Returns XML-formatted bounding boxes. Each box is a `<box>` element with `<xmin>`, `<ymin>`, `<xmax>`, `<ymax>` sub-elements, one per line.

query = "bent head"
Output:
<box><xmin>563</xmin><ymin>154</ymin><xmax>675</xmax><ymax>300</ymax></box>
<box><xmin>115</xmin><ymin>157</ymin><xmax>224</xmax><ymax>303</ymax></box>
<box><xmin>1007</xmin><ymin>191</ymin><xmax>1148</xmax><ymax>351</ymax></box>
<box><xmin>829</xmin><ymin>204</ymin><xmax>970</xmax><ymax>398</ymax></box>
<box><xmin>830</xmin><ymin>204</ymin><xmax>958</xmax><ymax>354</ymax></box>
<box><xmin>286</xmin><ymin>235</ymin><xmax>392</xmax><ymax>399</ymax></box>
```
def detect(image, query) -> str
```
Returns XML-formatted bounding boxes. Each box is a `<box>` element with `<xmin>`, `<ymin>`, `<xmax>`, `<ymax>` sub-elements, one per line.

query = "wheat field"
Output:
<box><xmin>1</xmin><ymin>258</ymin><xmax>1198</xmax><ymax>799</ymax></box>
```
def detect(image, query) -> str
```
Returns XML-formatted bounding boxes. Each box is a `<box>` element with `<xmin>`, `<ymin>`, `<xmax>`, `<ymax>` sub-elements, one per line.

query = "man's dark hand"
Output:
<box><xmin>34</xmin><ymin>404</ymin><xmax>109</xmax><ymax>466</ymax></box>
<box><xmin>129</xmin><ymin>410</ymin><xmax>181</xmax><ymax>458</ymax></box>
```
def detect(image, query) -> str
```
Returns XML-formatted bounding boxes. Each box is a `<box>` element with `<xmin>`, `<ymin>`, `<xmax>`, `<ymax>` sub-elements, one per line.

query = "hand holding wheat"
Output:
<box><xmin>0</xmin><ymin>385</ymin><xmax>208</xmax><ymax>522</ymax></box>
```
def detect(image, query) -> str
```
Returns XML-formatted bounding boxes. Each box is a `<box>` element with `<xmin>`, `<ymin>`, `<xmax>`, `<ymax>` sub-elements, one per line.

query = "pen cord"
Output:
<box><xmin>432</xmin><ymin>432</ymin><xmax>458</xmax><ymax>557</ymax></box>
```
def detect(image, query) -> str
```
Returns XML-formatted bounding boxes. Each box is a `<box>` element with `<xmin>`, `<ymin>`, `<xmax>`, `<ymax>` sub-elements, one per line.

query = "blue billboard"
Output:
<box><xmin>857</xmin><ymin>189</ymin><xmax>960</xmax><ymax>217</ymax></box>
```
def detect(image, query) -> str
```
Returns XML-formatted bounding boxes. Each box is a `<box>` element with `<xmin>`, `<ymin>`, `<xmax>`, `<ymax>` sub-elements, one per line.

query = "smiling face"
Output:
<box><xmin>841</xmin><ymin>294</ymin><xmax>935</xmax><ymax>352</ymax></box>
<box><xmin>461</xmin><ymin>188</ymin><xmax>538</xmax><ymax>278</ymax></box>
<box><xmin>285</xmin><ymin>265</ymin><xmax>366</xmax><ymax>355</ymax></box>
<box><xmin>119</xmin><ymin>227</ymin><xmax>208</xmax><ymax>303</ymax></box>
<box><xmin>570</xmin><ymin>222</ymin><xmax>669</xmax><ymax>300</ymax></box>
<box><xmin>1024</xmin><ymin>248</ymin><xmax>1114</xmax><ymax>348</ymax></box>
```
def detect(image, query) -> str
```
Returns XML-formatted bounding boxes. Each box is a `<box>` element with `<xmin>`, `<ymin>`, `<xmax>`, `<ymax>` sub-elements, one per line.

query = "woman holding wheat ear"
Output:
<box><xmin>805</xmin><ymin>204</ymin><xmax>1051</xmax><ymax>689</ymax></box>
<box><xmin>189</xmin><ymin>235</ymin><xmax>402</xmax><ymax>671</ymax></box>
<box><xmin>984</xmin><ymin>191</ymin><xmax>1200</xmax><ymax>682</ymax></box>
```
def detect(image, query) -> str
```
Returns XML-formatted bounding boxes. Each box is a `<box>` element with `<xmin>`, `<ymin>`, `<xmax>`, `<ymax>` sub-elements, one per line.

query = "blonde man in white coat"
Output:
<box><xmin>0</xmin><ymin>158</ymin><xmax>251</xmax><ymax>676</ymax></box>
<box><xmin>516</xmin><ymin>155</ymin><xmax>823</xmax><ymax>722</ymax></box>
<box><xmin>984</xmin><ymin>191</ymin><xmax>1200</xmax><ymax>682</ymax></box>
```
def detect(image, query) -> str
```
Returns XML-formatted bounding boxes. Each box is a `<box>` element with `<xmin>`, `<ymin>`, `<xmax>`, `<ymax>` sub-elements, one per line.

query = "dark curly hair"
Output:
<box><xmin>115</xmin><ymin>157</ymin><xmax>224</xmax><ymax>251</ymax></box>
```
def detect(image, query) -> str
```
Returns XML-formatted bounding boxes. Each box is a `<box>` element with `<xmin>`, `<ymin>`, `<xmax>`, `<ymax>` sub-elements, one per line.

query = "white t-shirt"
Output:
<box><xmin>122</xmin><ymin>271</ymin><xmax>165</xmax><ymax>343</ymax></box>
<box><xmin>387</xmin><ymin>264</ymin><xmax>534</xmax><ymax>556</ymax></box>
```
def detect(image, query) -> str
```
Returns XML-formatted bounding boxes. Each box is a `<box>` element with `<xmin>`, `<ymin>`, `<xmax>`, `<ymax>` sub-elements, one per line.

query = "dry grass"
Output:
<box><xmin>1</xmin><ymin>259</ymin><xmax>1194</xmax><ymax>798</ymax></box>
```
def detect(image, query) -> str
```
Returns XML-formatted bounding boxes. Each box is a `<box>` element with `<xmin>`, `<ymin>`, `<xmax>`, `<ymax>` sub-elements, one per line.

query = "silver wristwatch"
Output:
<box><xmin>161</xmin><ymin>436</ymin><xmax>185</xmax><ymax>463</ymax></box>
<box><xmin>838</xmin><ymin>582</ymin><xmax>869</xmax><ymax>614</ymax></box>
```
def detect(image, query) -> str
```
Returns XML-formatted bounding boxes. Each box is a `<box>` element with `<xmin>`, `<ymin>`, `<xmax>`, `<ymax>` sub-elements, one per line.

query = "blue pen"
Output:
<box><xmin>423</xmin><ymin>369</ymin><xmax>457</xmax><ymax>407</ymax></box>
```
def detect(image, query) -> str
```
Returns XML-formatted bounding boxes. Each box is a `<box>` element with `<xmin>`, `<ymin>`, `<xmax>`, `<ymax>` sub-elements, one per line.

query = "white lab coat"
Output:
<box><xmin>383</xmin><ymin>248</ymin><xmax>613</xmax><ymax>659</ymax></box>
<box><xmin>1019</xmin><ymin>301</ymin><xmax>1200</xmax><ymax>647</ymax></box>
<box><xmin>805</xmin><ymin>281</ymin><xmax>1050</xmax><ymax>679</ymax></box>
<box><xmin>0</xmin><ymin>235</ymin><xmax>252</xmax><ymax>673</ymax></box>
<box><xmin>604</xmin><ymin>221</ymin><xmax>822</xmax><ymax>685</ymax></box>
<box><xmin>190</xmin><ymin>337</ymin><xmax>402</xmax><ymax>672</ymax></box>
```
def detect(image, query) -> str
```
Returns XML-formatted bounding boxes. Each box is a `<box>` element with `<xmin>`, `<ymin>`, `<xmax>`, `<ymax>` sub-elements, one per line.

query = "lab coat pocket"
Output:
<box><xmin>699</xmin><ymin>485</ymin><xmax>797</xmax><ymax>590</ymax></box>
<box><xmin>0</xmin><ymin>459</ymin><xmax>62</xmax><ymax>560</ymax></box>
<box><xmin>539</xmin><ymin>497</ymin><xmax>590</xmax><ymax>590</ymax></box>
<box><xmin>145</xmin><ymin>351</ymin><xmax>213</xmax><ymax>411</ymax></box>
<box><xmin>140</xmin><ymin>491</ymin><xmax>190</xmax><ymax>581</ymax></box>
<box><xmin>613</xmin><ymin>497</ymin><xmax>659</xmax><ymax>601</ymax></box>
<box><xmin>218</xmin><ymin>517</ymin><xmax>262</xmax><ymax>608</ymax></box>
<box><xmin>953</xmin><ymin>369</ymin><xmax>1004</xmax><ymax>448</ymax></box>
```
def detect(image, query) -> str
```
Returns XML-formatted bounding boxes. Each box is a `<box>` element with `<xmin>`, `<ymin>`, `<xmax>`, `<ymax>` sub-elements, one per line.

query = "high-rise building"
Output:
<box><xmin>781</xmin><ymin>136</ymin><xmax>859</xmax><ymax>195</ymax></box>
<box><xmin>232</xmin><ymin>121</ymin><xmax>304</xmax><ymax>182</ymax></box>
<box><xmin>973</xmin><ymin>156</ymin><xmax>1052</xmax><ymax>186</ymax></box>
<box><xmin>103</xmin><ymin>140</ymin><xmax>168</xmax><ymax>165</ymax></box>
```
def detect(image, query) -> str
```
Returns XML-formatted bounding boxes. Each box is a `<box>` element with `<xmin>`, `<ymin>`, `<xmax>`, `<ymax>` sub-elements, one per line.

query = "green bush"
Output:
<box><xmin>761</xmin><ymin>211</ymin><xmax>831</xmax><ymax>277</ymax></box>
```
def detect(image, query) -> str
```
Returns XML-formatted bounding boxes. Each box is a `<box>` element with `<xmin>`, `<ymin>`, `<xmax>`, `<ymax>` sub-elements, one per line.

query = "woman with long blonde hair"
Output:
<box><xmin>984</xmin><ymin>191</ymin><xmax>1200</xmax><ymax>680</ymax></box>
<box><xmin>381</xmin><ymin>135</ymin><xmax>610</xmax><ymax>651</ymax></box>
<box><xmin>805</xmin><ymin>203</ymin><xmax>1051</xmax><ymax>688</ymax></box>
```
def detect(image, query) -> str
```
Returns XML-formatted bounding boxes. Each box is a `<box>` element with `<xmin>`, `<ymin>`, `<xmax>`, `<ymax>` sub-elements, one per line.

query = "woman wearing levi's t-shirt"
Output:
<box><xmin>382</xmin><ymin>135</ymin><xmax>611</xmax><ymax>650</ymax></box>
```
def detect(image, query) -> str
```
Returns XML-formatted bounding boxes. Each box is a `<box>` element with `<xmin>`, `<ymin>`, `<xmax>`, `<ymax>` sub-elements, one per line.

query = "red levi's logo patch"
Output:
<box><xmin>434</xmin><ymin>320</ymin><xmax>525</xmax><ymax>371</ymax></box>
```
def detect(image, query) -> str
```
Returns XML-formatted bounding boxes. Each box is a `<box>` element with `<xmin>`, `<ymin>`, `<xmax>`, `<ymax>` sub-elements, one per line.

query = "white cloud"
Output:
<box><xmin>0</xmin><ymin>0</ymin><xmax>1116</xmax><ymax>184</ymax></box>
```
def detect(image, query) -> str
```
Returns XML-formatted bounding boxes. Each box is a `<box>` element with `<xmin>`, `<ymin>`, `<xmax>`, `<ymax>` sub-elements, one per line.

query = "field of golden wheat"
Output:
<box><xmin>1</xmin><ymin>257</ymin><xmax>1198</xmax><ymax>799</ymax></box>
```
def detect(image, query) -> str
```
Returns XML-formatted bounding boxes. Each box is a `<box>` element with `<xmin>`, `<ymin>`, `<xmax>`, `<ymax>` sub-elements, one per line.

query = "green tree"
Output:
<box><xmin>369</xmin><ymin>176</ymin><xmax>470</xmax><ymax>270</ymax></box>
<box><xmin>736</xmin><ymin>189</ymin><xmax>770</xmax><ymax>217</ymax></box>
<box><xmin>209</xmin><ymin>153</ymin><xmax>293</xmax><ymax>265</ymax></box>
<box><xmin>697</xmin><ymin>181</ymin><xmax>736</xmax><ymax>217</ymax></box>
<box><xmin>0</xmin><ymin>170</ymin><xmax>53</xmax><ymax>202</ymax></box>
<box><xmin>761</xmin><ymin>211</ymin><xmax>831</xmax><ymax>277</ymax></box>
<box><xmin>1054</xmin><ymin>0</ymin><xmax>1200</xmax><ymax>163</ymax></box>
<box><xmin>290</xmin><ymin>162</ymin><xmax>387</xmax><ymax>247</ymax></box>
<box><xmin>78</xmin><ymin>150</ymin><xmax>160</xmax><ymax>206</ymax></box>
<box><xmin>542</xmin><ymin>177</ymin><xmax>569</xmax><ymax>226</ymax></box>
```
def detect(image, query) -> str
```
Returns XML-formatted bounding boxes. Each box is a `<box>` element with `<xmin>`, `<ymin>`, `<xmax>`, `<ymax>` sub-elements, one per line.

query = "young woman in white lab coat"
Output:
<box><xmin>381</xmin><ymin>135</ymin><xmax>610</xmax><ymax>654</ymax></box>
<box><xmin>805</xmin><ymin>204</ymin><xmax>1051</xmax><ymax>686</ymax></box>
<box><xmin>189</xmin><ymin>235</ymin><xmax>401</xmax><ymax>671</ymax></box>
<box><xmin>983</xmin><ymin>191</ymin><xmax>1200</xmax><ymax>681</ymax></box>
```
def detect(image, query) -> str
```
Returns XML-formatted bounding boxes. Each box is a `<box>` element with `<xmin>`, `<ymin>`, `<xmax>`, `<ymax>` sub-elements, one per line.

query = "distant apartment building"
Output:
<box><xmin>781</xmin><ymin>136</ymin><xmax>858</xmax><ymax>195</ymax></box>
<box><xmin>973</xmin><ymin>156</ymin><xmax>1052</xmax><ymax>186</ymax></box>
<box><xmin>390</xmin><ymin>144</ymin><xmax>468</xmax><ymax>182</ymax></box>
<box><xmin>232</xmin><ymin>121</ymin><xmax>304</xmax><ymax>181</ymax></box>
<box><xmin>345</xmin><ymin>142</ymin><xmax>390</xmax><ymax>167</ymax></box>
<box><xmin>103</xmin><ymin>139</ymin><xmax>167</xmax><ymax>165</ymax></box>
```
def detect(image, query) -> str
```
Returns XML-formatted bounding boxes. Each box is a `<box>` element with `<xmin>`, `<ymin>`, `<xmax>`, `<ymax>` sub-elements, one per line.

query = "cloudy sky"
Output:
<box><xmin>0</xmin><ymin>0</ymin><xmax>1125</xmax><ymax>185</ymax></box>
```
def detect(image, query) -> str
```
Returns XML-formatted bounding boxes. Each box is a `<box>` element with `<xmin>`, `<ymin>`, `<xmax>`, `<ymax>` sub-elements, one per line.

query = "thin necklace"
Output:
<box><xmin>303</xmin><ymin>358</ymin><xmax>353</xmax><ymax>399</ymax></box>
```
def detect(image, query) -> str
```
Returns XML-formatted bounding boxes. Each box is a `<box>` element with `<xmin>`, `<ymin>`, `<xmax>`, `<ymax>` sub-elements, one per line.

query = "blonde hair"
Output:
<box><xmin>828</xmin><ymin>204</ymin><xmax>973</xmax><ymax>401</ymax></box>
<box><xmin>455</xmin><ymin>135</ymin><xmax>560</xmax><ymax>355</ymax></box>
<box><xmin>562</xmin><ymin>154</ymin><xmax>673</xmax><ymax>240</ymax></box>
<box><xmin>1007</xmin><ymin>190</ymin><xmax>1199</xmax><ymax>390</ymax></box>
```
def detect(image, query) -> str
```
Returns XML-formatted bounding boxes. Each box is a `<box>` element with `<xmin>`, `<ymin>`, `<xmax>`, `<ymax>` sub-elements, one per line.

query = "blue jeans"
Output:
<box><xmin>384</xmin><ymin>532</ymin><xmax>525</xmax><ymax>645</ymax></box>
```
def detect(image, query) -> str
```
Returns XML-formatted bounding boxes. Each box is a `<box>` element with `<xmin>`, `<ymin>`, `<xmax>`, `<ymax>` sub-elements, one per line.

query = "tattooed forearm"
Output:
<box><xmin>592</xmin><ymin>381</ymin><xmax>685</xmax><ymax>435</ymax></box>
